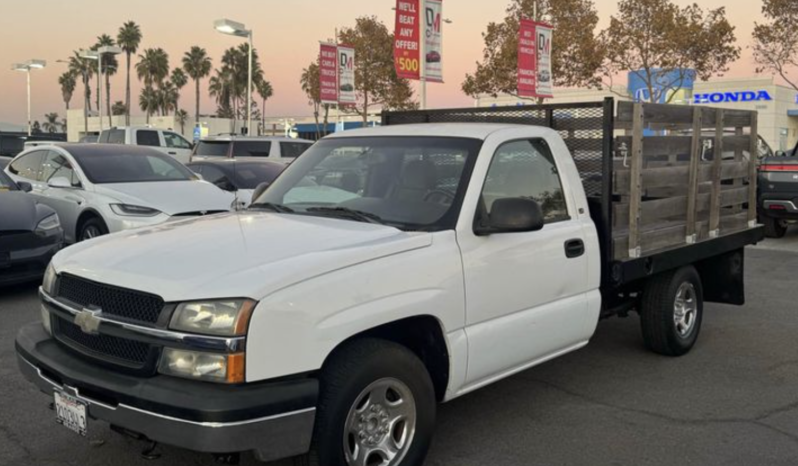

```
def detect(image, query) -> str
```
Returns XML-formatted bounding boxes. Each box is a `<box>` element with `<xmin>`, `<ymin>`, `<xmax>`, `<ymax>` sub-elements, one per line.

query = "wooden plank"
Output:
<box><xmin>616</xmin><ymin>102</ymin><xmax>753</xmax><ymax>130</ymax></box>
<box><xmin>720</xmin><ymin>186</ymin><xmax>749</xmax><ymax>207</ymax></box>
<box><xmin>733</xmin><ymin>126</ymin><xmax>743</xmax><ymax>213</ymax></box>
<box><xmin>721</xmin><ymin>160</ymin><xmax>749</xmax><ymax>180</ymax></box>
<box><xmin>686</xmin><ymin>108</ymin><xmax>703</xmax><ymax>242</ymax></box>
<box><xmin>627</xmin><ymin>103</ymin><xmax>645</xmax><ymax>258</ymax></box>
<box><xmin>720</xmin><ymin>211</ymin><xmax>750</xmax><ymax>233</ymax></box>
<box><xmin>615</xmin><ymin>159</ymin><xmax>748</xmax><ymax>194</ymax></box>
<box><xmin>748</xmin><ymin>112</ymin><xmax>759</xmax><ymax>224</ymax></box>
<box><xmin>709</xmin><ymin>109</ymin><xmax>724</xmax><ymax>236</ymax></box>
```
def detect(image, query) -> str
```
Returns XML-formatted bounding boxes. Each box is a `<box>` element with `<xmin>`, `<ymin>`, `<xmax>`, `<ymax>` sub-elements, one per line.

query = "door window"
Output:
<box><xmin>41</xmin><ymin>151</ymin><xmax>80</xmax><ymax>186</ymax></box>
<box><xmin>280</xmin><ymin>142</ymin><xmax>312</xmax><ymax>158</ymax></box>
<box><xmin>7</xmin><ymin>151</ymin><xmax>46</xmax><ymax>181</ymax></box>
<box><xmin>136</xmin><ymin>130</ymin><xmax>161</xmax><ymax>147</ymax></box>
<box><xmin>233</xmin><ymin>141</ymin><xmax>271</xmax><ymax>157</ymax></box>
<box><xmin>164</xmin><ymin>132</ymin><xmax>192</xmax><ymax>149</ymax></box>
<box><xmin>481</xmin><ymin>139</ymin><xmax>569</xmax><ymax>224</ymax></box>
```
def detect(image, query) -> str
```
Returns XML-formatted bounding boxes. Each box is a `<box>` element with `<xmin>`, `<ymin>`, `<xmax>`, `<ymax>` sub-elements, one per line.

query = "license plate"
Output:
<box><xmin>0</xmin><ymin>252</ymin><xmax>9</xmax><ymax>269</ymax></box>
<box><xmin>54</xmin><ymin>390</ymin><xmax>88</xmax><ymax>436</ymax></box>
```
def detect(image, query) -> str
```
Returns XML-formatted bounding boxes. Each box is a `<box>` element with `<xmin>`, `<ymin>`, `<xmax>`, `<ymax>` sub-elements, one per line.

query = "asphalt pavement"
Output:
<box><xmin>2</xmin><ymin>229</ymin><xmax>798</xmax><ymax>466</ymax></box>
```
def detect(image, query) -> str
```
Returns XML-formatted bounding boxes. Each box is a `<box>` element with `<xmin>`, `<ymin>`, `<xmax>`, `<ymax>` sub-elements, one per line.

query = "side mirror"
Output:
<box><xmin>251</xmin><ymin>181</ymin><xmax>271</xmax><ymax>202</ymax></box>
<box><xmin>775</xmin><ymin>150</ymin><xmax>786</xmax><ymax>158</ymax></box>
<box><xmin>47</xmin><ymin>177</ymin><xmax>72</xmax><ymax>189</ymax></box>
<box><xmin>17</xmin><ymin>181</ymin><xmax>32</xmax><ymax>192</ymax></box>
<box><xmin>475</xmin><ymin>198</ymin><xmax>545</xmax><ymax>236</ymax></box>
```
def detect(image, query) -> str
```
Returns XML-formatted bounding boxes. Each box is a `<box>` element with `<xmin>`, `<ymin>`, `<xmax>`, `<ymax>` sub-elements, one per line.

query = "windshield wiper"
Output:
<box><xmin>248</xmin><ymin>202</ymin><xmax>295</xmax><ymax>213</ymax></box>
<box><xmin>304</xmin><ymin>207</ymin><xmax>387</xmax><ymax>225</ymax></box>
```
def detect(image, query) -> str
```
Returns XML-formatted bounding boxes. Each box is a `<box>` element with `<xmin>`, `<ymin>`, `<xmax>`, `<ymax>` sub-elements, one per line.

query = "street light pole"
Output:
<box><xmin>214</xmin><ymin>19</ymin><xmax>254</xmax><ymax>135</ymax></box>
<box><xmin>12</xmin><ymin>60</ymin><xmax>46</xmax><ymax>136</ymax></box>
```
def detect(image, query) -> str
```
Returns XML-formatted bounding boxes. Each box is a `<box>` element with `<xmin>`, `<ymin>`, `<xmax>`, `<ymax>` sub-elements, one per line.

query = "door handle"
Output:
<box><xmin>168</xmin><ymin>151</ymin><xmax>177</xmax><ymax>155</ymax></box>
<box><xmin>564</xmin><ymin>239</ymin><xmax>585</xmax><ymax>258</ymax></box>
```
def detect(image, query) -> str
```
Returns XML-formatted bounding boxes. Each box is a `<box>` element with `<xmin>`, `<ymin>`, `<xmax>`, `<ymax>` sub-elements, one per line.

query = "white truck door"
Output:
<box><xmin>457</xmin><ymin>137</ymin><xmax>592</xmax><ymax>389</ymax></box>
<box><xmin>162</xmin><ymin>131</ymin><xmax>193</xmax><ymax>164</ymax></box>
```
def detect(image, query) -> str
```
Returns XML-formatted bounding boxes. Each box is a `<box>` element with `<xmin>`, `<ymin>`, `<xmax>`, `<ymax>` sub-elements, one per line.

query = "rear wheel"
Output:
<box><xmin>762</xmin><ymin>215</ymin><xmax>788</xmax><ymax>238</ymax></box>
<box><xmin>79</xmin><ymin>217</ymin><xmax>108</xmax><ymax>242</ymax></box>
<box><xmin>296</xmin><ymin>339</ymin><xmax>436</xmax><ymax>466</ymax></box>
<box><xmin>640</xmin><ymin>266</ymin><xmax>704</xmax><ymax>357</ymax></box>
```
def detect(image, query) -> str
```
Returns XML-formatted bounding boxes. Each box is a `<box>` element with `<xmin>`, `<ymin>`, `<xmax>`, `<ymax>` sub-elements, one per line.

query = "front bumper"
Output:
<box><xmin>0</xmin><ymin>230</ymin><xmax>62</xmax><ymax>286</ymax></box>
<box><xmin>16</xmin><ymin>323</ymin><xmax>318</xmax><ymax>462</ymax></box>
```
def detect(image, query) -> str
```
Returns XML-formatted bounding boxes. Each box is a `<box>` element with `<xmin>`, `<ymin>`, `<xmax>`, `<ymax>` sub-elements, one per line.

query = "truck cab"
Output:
<box><xmin>99</xmin><ymin>126</ymin><xmax>193</xmax><ymax>164</ymax></box>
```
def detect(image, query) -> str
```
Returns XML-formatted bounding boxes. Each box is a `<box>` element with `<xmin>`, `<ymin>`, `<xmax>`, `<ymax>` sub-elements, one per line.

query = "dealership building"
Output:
<box><xmin>477</xmin><ymin>75</ymin><xmax>798</xmax><ymax>152</ymax></box>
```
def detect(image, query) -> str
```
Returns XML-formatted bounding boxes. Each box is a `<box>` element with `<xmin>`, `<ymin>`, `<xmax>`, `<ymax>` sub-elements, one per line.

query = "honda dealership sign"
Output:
<box><xmin>517</xmin><ymin>19</ymin><xmax>553</xmax><ymax>99</ymax></box>
<box><xmin>424</xmin><ymin>0</ymin><xmax>443</xmax><ymax>83</ymax></box>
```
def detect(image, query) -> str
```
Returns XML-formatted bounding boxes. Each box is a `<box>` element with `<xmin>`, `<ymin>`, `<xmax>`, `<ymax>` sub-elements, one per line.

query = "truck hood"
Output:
<box><xmin>52</xmin><ymin>212</ymin><xmax>431</xmax><ymax>302</ymax></box>
<box><xmin>93</xmin><ymin>181</ymin><xmax>234</xmax><ymax>216</ymax></box>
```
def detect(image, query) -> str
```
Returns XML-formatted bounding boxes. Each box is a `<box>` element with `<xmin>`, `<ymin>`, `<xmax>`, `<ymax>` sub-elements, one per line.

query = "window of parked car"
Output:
<box><xmin>71</xmin><ymin>148</ymin><xmax>195</xmax><ymax>184</ymax></box>
<box><xmin>7</xmin><ymin>150</ymin><xmax>46</xmax><ymax>181</ymax></box>
<box><xmin>195</xmin><ymin>141</ymin><xmax>231</xmax><ymax>157</ymax></box>
<box><xmin>136</xmin><ymin>130</ymin><xmax>161</xmax><ymax>147</ymax></box>
<box><xmin>280</xmin><ymin>142</ymin><xmax>312</xmax><ymax>159</ymax></box>
<box><xmin>99</xmin><ymin>129</ymin><xmax>126</xmax><ymax>144</ymax></box>
<box><xmin>164</xmin><ymin>132</ymin><xmax>192</xmax><ymax>149</ymax></box>
<box><xmin>41</xmin><ymin>151</ymin><xmax>81</xmax><ymax>186</ymax></box>
<box><xmin>481</xmin><ymin>139</ymin><xmax>569</xmax><ymax>224</ymax></box>
<box><xmin>233</xmin><ymin>141</ymin><xmax>271</xmax><ymax>158</ymax></box>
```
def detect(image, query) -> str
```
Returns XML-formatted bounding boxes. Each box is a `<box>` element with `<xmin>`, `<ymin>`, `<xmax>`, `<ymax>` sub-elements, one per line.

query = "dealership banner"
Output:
<box><xmin>320</xmin><ymin>43</ymin><xmax>339</xmax><ymax>105</ymax></box>
<box><xmin>338</xmin><ymin>45</ymin><xmax>356</xmax><ymax>107</ymax></box>
<box><xmin>394</xmin><ymin>0</ymin><xmax>421</xmax><ymax>80</ymax></box>
<box><xmin>423</xmin><ymin>0</ymin><xmax>443</xmax><ymax>83</ymax></box>
<box><xmin>517</xmin><ymin>20</ymin><xmax>553</xmax><ymax>99</ymax></box>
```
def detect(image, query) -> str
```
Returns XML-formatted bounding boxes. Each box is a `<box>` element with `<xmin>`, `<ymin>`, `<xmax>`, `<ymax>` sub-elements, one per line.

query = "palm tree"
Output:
<box><xmin>43</xmin><ymin>113</ymin><xmax>60</xmax><ymax>133</ymax></box>
<box><xmin>136</xmin><ymin>48</ymin><xmax>170</xmax><ymax>89</ymax></box>
<box><xmin>58</xmin><ymin>71</ymin><xmax>77</xmax><ymax>112</ymax></box>
<box><xmin>170</xmin><ymin>68</ymin><xmax>188</xmax><ymax>116</ymax></box>
<box><xmin>209</xmin><ymin>68</ymin><xmax>234</xmax><ymax>131</ymax></box>
<box><xmin>176</xmin><ymin>109</ymin><xmax>189</xmax><ymax>135</ymax></box>
<box><xmin>300</xmin><ymin>62</ymin><xmax>323</xmax><ymax>138</ymax></box>
<box><xmin>139</xmin><ymin>86</ymin><xmax>159</xmax><ymax>123</ymax></box>
<box><xmin>255</xmin><ymin>77</ymin><xmax>273</xmax><ymax>136</ymax></box>
<box><xmin>182</xmin><ymin>46</ymin><xmax>212</xmax><ymax>124</ymax></box>
<box><xmin>159</xmin><ymin>82</ymin><xmax>178</xmax><ymax>116</ymax></box>
<box><xmin>61</xmin><ymin>118</ymin><xmax>68</xmax><ymax>133</ymax></box>
<box><xmin>32</xmin><ymin>121</ymin><xmax>42</xmax><ymax>134</ymax></box>
<box><xmin>112</xmin><ymin>101</ymin><xmax>127</xmax><ymax>116</ymax></box>
<box><xmin>117</xmin><ymin>21</ymin><xmax>142</xmax><ymax>126</ymax></box>
<box><xmin>69</xmin><ymin>51</ymin><xmax>95</xmax><ymax>135</ymax></box>
<box><xmin>94</xmin><ymin>34</ymin><xmax>119</xmax><ymax>127</ymax></box>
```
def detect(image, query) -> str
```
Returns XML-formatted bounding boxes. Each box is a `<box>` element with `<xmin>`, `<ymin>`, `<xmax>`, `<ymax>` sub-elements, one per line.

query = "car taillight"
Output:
<box><xmin>760</xmin><ymin>164</ymin><xmax>798</xmax><ymax>172</ymax></box>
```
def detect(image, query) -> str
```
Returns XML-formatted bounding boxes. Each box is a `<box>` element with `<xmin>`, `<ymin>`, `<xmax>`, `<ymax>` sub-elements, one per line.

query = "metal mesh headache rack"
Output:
<box><xmin>383</xmin><ymin>98</ymin><xmax>763</xmax><ymax>286</ymax></box>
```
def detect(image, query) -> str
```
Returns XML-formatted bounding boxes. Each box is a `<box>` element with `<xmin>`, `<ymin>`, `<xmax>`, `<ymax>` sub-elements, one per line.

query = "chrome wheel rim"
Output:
<box><xmin>81</xmin><ymin>226</ymin><xmax>101</xmax><ymax>241</ymax></box>
<box><xmin>344</xmin><ymin>378</ymin><xmax>417</xmax><ymax>466</ymax></box>
<box><xmin>674</xmin><ymin>282</ymin><xmax>698</xmax><ymax>337</ymax></box>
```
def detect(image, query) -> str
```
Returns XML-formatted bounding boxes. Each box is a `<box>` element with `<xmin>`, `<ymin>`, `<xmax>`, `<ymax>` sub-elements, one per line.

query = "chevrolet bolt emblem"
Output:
<box><xmin>74</xmin><ymin>307</ymin><xmax>102</xmax><ymax>335</ymax></box>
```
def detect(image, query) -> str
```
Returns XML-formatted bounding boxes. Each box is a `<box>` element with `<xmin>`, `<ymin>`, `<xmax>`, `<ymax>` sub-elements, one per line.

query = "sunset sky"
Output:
<box><xmin>0</xmin><ymin>0</ymin><xmax>768</xmax><ymax>126</ymax></box>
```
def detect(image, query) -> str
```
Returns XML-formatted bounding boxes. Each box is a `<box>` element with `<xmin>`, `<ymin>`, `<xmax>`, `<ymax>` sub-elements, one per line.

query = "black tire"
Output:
<box><xmin>296</xmin><ymin>338</ymin><xmax>436</xmax><ymax>466</ymax></box>
<box><xmin>762</xmin><ymin>216</ymin><xmax>788</xmax><ymax>238</ymax></box>
<box><xmin>640</xmin><ymin>266</ymin><xmax>704</xmax><ymax>357</ymax></box>
<box><xmin>78</xmin><ymin>217</ymin><xmax>109</xmax><ymax>242</ymax></box>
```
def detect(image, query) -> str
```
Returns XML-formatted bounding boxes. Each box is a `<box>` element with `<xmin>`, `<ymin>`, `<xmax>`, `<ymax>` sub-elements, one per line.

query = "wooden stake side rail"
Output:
<box><xmin>612</xmin><ymin>101</ymin><xmax>758</xmax><ymax>261</ymax></box>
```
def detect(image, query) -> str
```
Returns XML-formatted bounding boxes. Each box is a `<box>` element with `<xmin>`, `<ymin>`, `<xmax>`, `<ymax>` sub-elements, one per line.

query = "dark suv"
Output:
<box><xmin>758</xmin><ymin>143</ymin><xmax>798</xmax><ymax>238</ymax></box>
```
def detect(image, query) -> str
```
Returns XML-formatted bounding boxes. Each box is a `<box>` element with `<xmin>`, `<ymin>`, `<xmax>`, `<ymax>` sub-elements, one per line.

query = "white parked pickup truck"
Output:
<box><xmin>17</xmin><ymin>100</ymin><xmax>764</xmax><ymax>466</ymax></box>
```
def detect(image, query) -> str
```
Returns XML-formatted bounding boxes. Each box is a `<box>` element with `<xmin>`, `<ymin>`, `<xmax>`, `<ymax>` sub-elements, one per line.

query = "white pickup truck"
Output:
<box><xmin>16</xmin><ymin>100</ymin><xmax>763</xmax><ymax>466</ymax></box>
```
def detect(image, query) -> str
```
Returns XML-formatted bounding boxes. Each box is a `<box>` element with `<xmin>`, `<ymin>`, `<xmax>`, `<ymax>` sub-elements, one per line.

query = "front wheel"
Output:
<box><xmin>640</xmin><ymin>266</ymin><xmax>704</xmax><ymax>357</ymax></box>
<box><xmin>762</xmin><ymin>215</ymin><xmax>788</xmax><ymax>238</ymax></box>
<box><xmin>296</xmin><ymin>339</ymin><xmax>436</xmax><ymax>466</ymax></box>
<box><xmin>79</xmin><ymin>217</ymin><xmax>109</xmax><ymax>242</ymax></box>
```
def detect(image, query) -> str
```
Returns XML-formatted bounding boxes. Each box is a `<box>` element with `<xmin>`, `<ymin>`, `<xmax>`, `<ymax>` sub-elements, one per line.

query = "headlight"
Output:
<box><xmin>42</xmin><ymin>263</ymin><xmax>57</xmax><ymax>295</ymax></box>
<box><xmin>35</xmin><ymin>214</ymin><xmax>60</xmax><ymax>235</ymax></box>
<box><xmin>169</xmin><ymin>300</ymin><xmax>255</xmax><ymax>336</ymax></box>
<box><xmin>110</xmin><ymin>204</ymin><xmax>161</xmax><ymax>217</ymax></box>
<box><xmin>40</xmin><ymin>304</ymin><xmax>52</xmax><ymax>335</ymax></box>
<box><xmin>158</xmin><ymin>349</ymin><xmax>245</xmax><ymax>383</ymax></box>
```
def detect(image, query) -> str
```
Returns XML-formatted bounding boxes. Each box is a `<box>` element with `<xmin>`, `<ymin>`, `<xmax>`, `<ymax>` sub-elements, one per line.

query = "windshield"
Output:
<box><xmin>229</xmin><ymin>162</ymin><xmax>285</xmax><ymax>189</ymax></box>
<box><xmin>196</xmin><ymin>141</ymin><xmax>231</xmax><ymax>157</ymax></box>
<box><xmin>74</xmin><ymin>150</ymin><xmax>196</xmax><ymax>184</ymax></box>
<box><xmin>253</xmin><ymin>137</ymin><xmax>482</xmax><ymax>230</ymax></box>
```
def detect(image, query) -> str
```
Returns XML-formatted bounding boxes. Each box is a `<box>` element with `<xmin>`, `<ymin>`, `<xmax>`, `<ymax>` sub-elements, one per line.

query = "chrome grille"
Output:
<box><xmin>56</xmin><ymin>274</ymin><xmax>164</xmax><ymax>324</ymax></box>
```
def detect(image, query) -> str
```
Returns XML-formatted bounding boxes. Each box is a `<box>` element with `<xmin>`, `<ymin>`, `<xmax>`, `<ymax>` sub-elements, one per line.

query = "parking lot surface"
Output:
<box><xmin>2</xmin><ymin>231</ymin><xmax>798</xmax><ymax>466</ymax></box>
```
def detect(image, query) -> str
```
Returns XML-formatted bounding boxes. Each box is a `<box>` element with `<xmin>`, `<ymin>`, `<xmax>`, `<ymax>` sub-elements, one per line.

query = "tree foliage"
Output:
<box><xmin>300</xmin><ymin>61</ymin><xmax>329</xmax><ymax>139</ymax></box>
<box><xmin>183</xmin><ymin>46</ymin><xmax>213</xmax><ymax>122</ymax></box>
<box><xmin>601</xmin><ymin>0</ymin><xmax>740</xmax><ymax>103</ymax></box>
<box><xmin>753</xmin><ymin>0</ymin><xmax>798</xmax><ymax>91</ymax></box>
<box><xmin>43</xmin><ymin>113</ymin><xmax>60</xmax><ymax>133</ymax></box>
<box><xmin>462</xmin><ymin>0</ymin><xmax>604</xmax><ymax>100</ymax></box>
<box><xmin>338</xmin><ymin>16</ymin><xmax>417</xmax><ymax>124</ymax></box>
<box><xmin>117</xmin><ymin>21</ymin><xmax>142</xmax><ymax>125</ymax></box>
<box><xmin>58</xmin><ymin>71</ymin><xmax>77</xmax><ymax>111</ymax></box>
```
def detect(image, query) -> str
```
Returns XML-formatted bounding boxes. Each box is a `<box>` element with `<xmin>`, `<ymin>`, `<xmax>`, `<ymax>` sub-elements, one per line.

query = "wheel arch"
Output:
<box><xmin>321</xmin><ymin>315</ymin><xmax>451</xmax><ymax>402</ymax></box>
<box><xmin>75</xmin><ymin>208</ymin><xmax>105</xmax><ymax>240</ymax></box>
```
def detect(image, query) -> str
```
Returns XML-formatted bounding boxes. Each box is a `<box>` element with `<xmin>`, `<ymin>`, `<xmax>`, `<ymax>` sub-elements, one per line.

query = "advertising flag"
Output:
<box><xmin>394</xmin><ymin>0</ymin><xmax>421</xmax><ymax>80</ymax></box>
<box><xmin>320</xmin><ymin>43</ymin><xmax>339</xmax><ymax>105</ymax></box>
<box><xmin>423</xmin><ymin>0</ymin><xmax>443</xmax><ymax>83</ymax></box>
<box><xmin>517</xmin><ymin>20</ymin><xmax>553</xmax><ymax>99</ymax></box>
<box><xmin>338</xmin><ymin>46</ymin><xmax>356</xmax><ymax>106</ymax></box>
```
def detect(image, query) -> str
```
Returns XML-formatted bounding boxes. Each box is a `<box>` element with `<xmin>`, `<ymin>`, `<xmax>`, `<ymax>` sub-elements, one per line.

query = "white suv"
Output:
<box><xmin>99</xmin><ymin>126</ymin><xmax>194</xmax><ymax>164</ymax></box>
<box><xmin>191</xmin><ymin>136</ymin><xmax>314</xmax><ymax>164</ymax></box>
